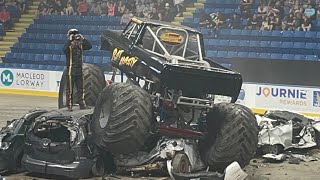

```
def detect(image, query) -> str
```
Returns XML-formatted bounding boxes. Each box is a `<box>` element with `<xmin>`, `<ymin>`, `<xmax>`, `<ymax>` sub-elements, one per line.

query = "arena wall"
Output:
<box><xmin>0</xmin><ymin>68</ymin><xmax>319</xmax><ymax>117</ymax></box>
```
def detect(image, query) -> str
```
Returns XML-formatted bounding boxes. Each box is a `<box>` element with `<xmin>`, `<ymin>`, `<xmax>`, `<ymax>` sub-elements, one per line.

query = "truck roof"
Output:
<box><xmin>131</xmin><ymin>17</ymin><xmax>201</xmax><ymax>34</ymax></box>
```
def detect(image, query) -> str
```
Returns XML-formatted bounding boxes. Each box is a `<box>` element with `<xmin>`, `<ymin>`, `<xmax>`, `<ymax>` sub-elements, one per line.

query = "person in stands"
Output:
<box><xmin>63</xmin><ymin>29</ymin><xmax>92</xmax><ymax>111</ymax></box>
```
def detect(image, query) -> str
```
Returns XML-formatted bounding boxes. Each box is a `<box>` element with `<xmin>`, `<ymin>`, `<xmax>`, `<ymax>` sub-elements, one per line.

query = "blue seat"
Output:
<box><xmin>219</xmin><ymin>29</ymin><xmax>231</xmax><ymax>36</ymax></box>
<box><xmin>305</xmin><ymin>43</ymin><xmax>317</xmax><ymax>49</ymax></box>
<box><xmin>250</xmin><ymin>30</ymin><xmax>260</xmax><ymax>36</ymax></box>
<box><xmin>229</xmin><ymin>40</ymin><xmax>239</xmax><ymax>46</ymax></box>
<box><xmin>230</xmin><ymin>29</ymin><xmax>241</xmax><ymax>36</ymax></box>
<box><xmin>305</xmin><ymin>55</ymin><xmax>318</xmax><ymax>61</ymax></box>
<box><xmin>226</xmin><ymin>51</ymin><xmax>237</xmax><ymax>58</ymax></box>
<box><xmin>260</xmin><ymin>41</ymin><xmax>271</xmax><ymax>47</ymax></box>
<box><xmin>270</xmin><ymin>41</ymin><xmax>282</xmax><ymax>48</ymax></box>
<box><xmin>282</xmin><ymin>54</ymin><xmax>294</xmax><ymax>60</ymax></box>
<box><xmin>249</xmin><ymin>40</ymin><xmax>260</xmax><ymax>47</ymax></box>
<box><xmin>237</xmin><ymin>52</ymin><xmax>248</xmax><ymax>58</ymax></box>
<box><xmin>271</xmin><ymin>30</ymin><xmax>282</xmax><ymax>37</ymax></box>
<box><xmin>216</xmin><ymin>51</ymin><xmax>228</xmax><ymax>58</ymax></box>
<box><xmin>219</xmin><ymin>40</ymin><xmax>229</xmax><ymax>46</ymax></box>
<box><xmin>305</xmin><ymin>32</ymin><xmax>316</xmax><ymax>38</ymax></box>
<box><xmin>207</xmin><ymin>50</ymin><xmax>218</xmax><ymax>57</ymax></box>
<box><xmin>248</xmin><ymin>52</ymin><xmax>259</xmax><ymax>58</ymax></box>
<box><xmin>293</xmin><ymin>54</ymin><xmax>305</xmax><ymax>60</ymax></box>
<box><xmin>240</xmin><ymin>30</ymin><xmax>251</xmax><ymax>36</ymax></box>
<box><xmin>293</xmin><ymin>42</ymin><xmax>305</xmax><ymax>49</ymax></box>
<box><xmin>239</xmin><ymin>40</ymin><xmax>249</xmax><ymax>47</ymax></box>
<box><xmin>282</xmin><ymin>31</ymin><xmax>294</xmax><ymax>37</ymax></box>
<box><xmin>207</xmin><ymin>39</ymin><xmax>218</xmax><ymax>46</ymax></box>
<box><xmin>282</xmin><ymin>42</ymin><xmax>294</xmax><ymax>49</ymax></box>
<box><xmin>270</xmin><ymin>53</ymin><xmax>283</xmax><ymax>59</ymax></box>
<box><xmin>294</xmin><ymin>31</ymin><xmax>305</xmax><ymax>38</ymax></box>
<box><xmin>259</xmin><ymin>53</ymin><xmax>271</xmax><ymax>59</ymax></box>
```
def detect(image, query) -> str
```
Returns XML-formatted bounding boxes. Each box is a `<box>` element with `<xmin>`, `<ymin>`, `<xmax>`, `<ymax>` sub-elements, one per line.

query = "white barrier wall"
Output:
<box><xmin>1</xmin><ymin>68</ymin><xmax>320</xmax><ymax>115</ymax></box>
<box><xmin>236</xmin><ymin>83</ymin><xmax>320</xmax><ymax>115</ymax></box>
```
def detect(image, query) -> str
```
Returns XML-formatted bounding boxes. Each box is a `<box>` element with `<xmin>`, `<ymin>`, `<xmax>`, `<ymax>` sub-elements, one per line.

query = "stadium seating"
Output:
<box><xmin>182</xmin><ymin>0</ymin><xmax>320</xmax><ymax>65</ymax></box>
<box><xmin>3</xmin><ymin>15</ymin><xmax>122</xmax><ymax>71</ymax></box>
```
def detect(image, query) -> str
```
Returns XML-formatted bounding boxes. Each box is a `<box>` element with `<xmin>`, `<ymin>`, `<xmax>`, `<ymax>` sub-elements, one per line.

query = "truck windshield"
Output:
<box><xmin>141</xmin><ymin>25</ymin><xmax>202</xmax><ymax>61</ymax></box>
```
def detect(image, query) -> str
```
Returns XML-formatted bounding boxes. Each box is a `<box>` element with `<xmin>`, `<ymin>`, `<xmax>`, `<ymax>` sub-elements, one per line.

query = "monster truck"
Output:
<box><xmin>58</xmin><ymin>17</ymin><xmax>259</xmax><ymax>174</ymax></box>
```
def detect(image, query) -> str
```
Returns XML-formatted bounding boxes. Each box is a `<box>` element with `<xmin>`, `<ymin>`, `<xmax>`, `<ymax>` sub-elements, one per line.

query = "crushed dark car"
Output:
<box><xmin>0</xmin><ymin>109</ymin><xmax>48</xmax><ymax>173</ymax></box>
<box><xmin>21</xmin><ymin>108</ymin><xmax>107</xmax><ymax>179</ymax></box>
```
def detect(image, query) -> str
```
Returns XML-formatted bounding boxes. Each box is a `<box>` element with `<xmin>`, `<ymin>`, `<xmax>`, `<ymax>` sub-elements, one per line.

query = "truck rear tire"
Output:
<box><xmin>58</xmin><ymin>63</ymin><xmax>105</xmax><ymax>108</ymax></box>
<box><xmin>91</xmin><ymin>83</ymin><xmax>153</xmax><ymax>154</ymax></box>
<box><xmin>200</xmin><ymin>103</ymin><xmax>258</xmax><ymax>172</ymax></box>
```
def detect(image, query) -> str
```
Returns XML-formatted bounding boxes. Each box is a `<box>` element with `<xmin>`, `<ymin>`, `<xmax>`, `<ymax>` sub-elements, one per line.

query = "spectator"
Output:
<box><xmin>107</xmin><ymin>0</ymin><xmax>116</xmax><ymax>16</ymax></box>
<box><xmin>260</xmin><ymin>16</ymin><xmax>271</xmax><ymax>30</ymax></box>
<box><xmin>38</xmin><ymin>0</ymin><xmax>48</xmax><ymax>15</ymax></box>
<box><xmin>293</xmin><ymin>13</ymin><xmax>303</xmax><ymax>31</ymax></box>
<box><xmin>120</xmin><ymin>8</ymin><xmax>133</xmax><ymax>25</ymax></box>
<box><xmin>16</xmin><ymin>0</ymin><xmax>26</xmax><ymax>13</ymax></box>
<box><xmin>117</xmin><ymin>0</ymin><xmax>126</xmax><ymax>16</ymax></box>
<box><xmin>173</xmin><ymin>0</ymin><xmax>184</xmax><ymax>17</ymax></box>
<box><xmin>282</xmin><ymin>13</ymin><xmax>295</xmax><ymax>30</ymax></box>
<box><xmin>269</xmin><ymin>13</ymin><xmax>280</xmax><ymax>30</ymax></box>
<box><xmin>247</xmin><ymin>14</ymin><xmax>260</xmax><ymax>29</ymax></box>
<box><xmin>210</xmin><ymin>12</ymin><xmax>224</xmax><ymax>29</ymax></box>
<box><xmin>65</xmin><ymin>2</ymin><xmax>74</xmax><ymax>15</ymax></box>
<box><xmin>136</xmin><ymin>0</ymin><xmax>145</xmax><ymax>16</ymax></box>
<box><xmin>149</xmin><ymin>7</ymin><xmax>160</xmax><ymax>20</ymax></box>
<box><xmin>5</xmin><ymin>0</ymin><xmax>21</xmax><ymax>19</ymax></box>
<box><xmin>199</xmin><ymin>10</ymin><xmax>212</xmax><ymax>28</ymax></box>
<box><xmin>304</xmin><ymin>4</ymin><xmax>316</xmax><ymax>20</ymax></box>
<box><xmin>240</xmin><ymin>0</ymin><xmax>253</xmax><ymax>19</ymax></box>
<box><xmin>100</xmin><ymin>0</ymin><xmax>108</xmax><ymax>16</ymax></box>
<box><xmin>257</xmin><ymin>3</ymin><xmax>268</xmax><ymax>18</ymax></box>
<box><xmin>161</xmin><ymin>3</ymin><xmax>175</xmax><ymax>22</ymax></box>
<box><xmin>89</xmin><ymin>1</ymin><xmax>101</xmax><ymax>16</ymax></box>
<box><xmin>53</xmin><ymin>0</ymin><xmax>64</xmax><ymax>15</ymax></box>
<box><xmin>0</xmin><ymin>7</ymin><xmax>12</xmax><ymax>30</ymax></box>
<box><xmin>77</xmin><ymin>0</ymin><xmax>88</xmax><ymax>15</ymax></box>
<box><xmin>229</xmin><ymin>13</ymin><xmax>241</xmax><ymax>29</ymax></box>
<box><xmin>301</xmin><ymin>15</ymin><xmax>312</xmax><ymax>31</ymax></box>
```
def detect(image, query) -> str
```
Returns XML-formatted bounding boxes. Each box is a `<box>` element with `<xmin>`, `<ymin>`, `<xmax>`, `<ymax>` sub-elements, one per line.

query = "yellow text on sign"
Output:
<box><xmin>112</xmin><ymin>48</ymin><xmax>124</xmax><ymax>61</ymax></box>
<box><xmin>119</xmin><ymin>56</ymin><xmax>137</xmax><ymax>67</ymax></box>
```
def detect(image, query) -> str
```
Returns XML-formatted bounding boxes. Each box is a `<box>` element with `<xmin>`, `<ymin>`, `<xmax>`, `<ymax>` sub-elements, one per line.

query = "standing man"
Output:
<box><xmin>63</xmin><ymin>29</ymin><xmax>92</xmax><ymax>111</ymax></box>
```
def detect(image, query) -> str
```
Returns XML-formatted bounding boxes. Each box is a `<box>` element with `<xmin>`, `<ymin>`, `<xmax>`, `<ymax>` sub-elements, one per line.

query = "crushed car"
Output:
<box><xmin>0</xmin><ymin>109</ymin><xmax>48</xmax><ymax>173</ymax></box>
<box><xmin>257</xmin><ymin>110</ymin><xmax>320</xmax><ymax>154</ymax></box>
<box><xmin>21</xmin><ymin>108</ymin><xmax>109</xmax><ymax>179</ymax></box>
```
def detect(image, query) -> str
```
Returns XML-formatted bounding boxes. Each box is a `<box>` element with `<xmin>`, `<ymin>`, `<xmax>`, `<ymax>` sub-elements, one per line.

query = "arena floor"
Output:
<box><xmin>1</xmin><ymin>94</ymin><xmax>320</xmax><ymax>180</ymax></box>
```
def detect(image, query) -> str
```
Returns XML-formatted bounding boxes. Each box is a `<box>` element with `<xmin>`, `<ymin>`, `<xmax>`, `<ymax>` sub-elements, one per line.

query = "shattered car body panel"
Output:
<box><xmin>0</xmin><ymin>109</ymin><xmax>48</xmax><ymax>173</ymax></box>
<box><xmin>257</xmin><ymin>110</ymin><xmax>319</xmax><ymax>151</ymax></box>
<box><xmin>22</xmin><ymin>108</ymin><xmax>97</xmax><ymax>179</ymax></box>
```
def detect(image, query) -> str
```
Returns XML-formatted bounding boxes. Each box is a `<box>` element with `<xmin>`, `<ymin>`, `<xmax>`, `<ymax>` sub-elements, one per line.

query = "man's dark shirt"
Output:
<box><xmin>63</xmin><ymin>38</ymin><xmax>92</xmax><ymax>76</ymax></box>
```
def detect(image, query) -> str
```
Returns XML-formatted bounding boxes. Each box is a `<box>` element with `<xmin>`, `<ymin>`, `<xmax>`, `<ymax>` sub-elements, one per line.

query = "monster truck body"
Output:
<box><xmin>101</xmin><ymin>17</ymin><xmax>242</xmax><ymax>103</ymax></box>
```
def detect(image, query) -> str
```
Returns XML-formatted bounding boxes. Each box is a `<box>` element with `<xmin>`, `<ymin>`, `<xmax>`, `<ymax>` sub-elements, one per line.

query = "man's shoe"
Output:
<box><xmin>80</xmin><ymin>105</ymin><xmax>90</xmax><ymax>110</ymax></box>
<box><xmin>68</xmin><ymin>107</ymin><xmax>73</xmax><ymax>111</ymax></box>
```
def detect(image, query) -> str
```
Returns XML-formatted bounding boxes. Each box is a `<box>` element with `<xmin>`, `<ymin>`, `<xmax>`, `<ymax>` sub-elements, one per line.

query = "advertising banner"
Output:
<box><xmin>0</xmin><ymin>68</ymin><xmax>50</xmax><ymax>90</ymax></box>
<box><xmin>236</xmin><ymin>83</ymin><xmax>320</xmax><ymax>114</ymax></box>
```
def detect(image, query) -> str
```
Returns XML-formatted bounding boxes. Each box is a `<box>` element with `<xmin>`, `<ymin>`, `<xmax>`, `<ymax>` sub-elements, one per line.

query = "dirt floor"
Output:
<box><xmin>1</xmin><ymin>94</ymin><xmax>320</xmax><ymax>180</ymax></box>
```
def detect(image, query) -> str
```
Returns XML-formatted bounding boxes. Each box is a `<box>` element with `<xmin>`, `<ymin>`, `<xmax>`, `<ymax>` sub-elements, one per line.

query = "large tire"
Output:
<box><xmin>91</xmin><ymin>83</ymin><xmax>154</xmax><ymax>154</ymax></box>
<box><xmin>200</xmin><ymin>103</ymin><xmax>258</xmax><ymax>172</ymax></box>
<box><xmin>58</xmin><ymin>63</ymin><xmax>106</xmax><ymax>108</ymax></box>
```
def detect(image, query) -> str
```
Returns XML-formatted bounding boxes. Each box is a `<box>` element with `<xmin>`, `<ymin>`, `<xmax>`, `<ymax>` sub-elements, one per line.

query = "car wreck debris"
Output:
<box><xmin>21</xmin><ymin>108</ymin><xmax>99</xmax><ymax>179</ymax></box>
<box><xmin>0</xmin><ymin>109</ymin><xmax>48</xmax><ymax>173</ymax></box>
<box><xmin>257</xmin><ymin>110</ymin><xmax>320</xmax><ymax>154</ymax></box>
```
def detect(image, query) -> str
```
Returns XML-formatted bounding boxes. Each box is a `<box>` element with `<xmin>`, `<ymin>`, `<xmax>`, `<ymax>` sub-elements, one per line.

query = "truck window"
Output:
<box><xmin>124</xmin><ymin>22</ymin><xmax>141</xmax><ymax>41</ymax></box>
